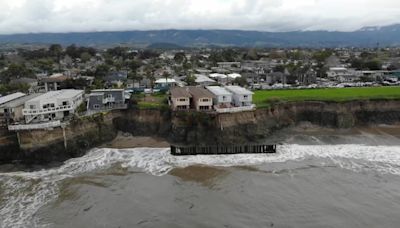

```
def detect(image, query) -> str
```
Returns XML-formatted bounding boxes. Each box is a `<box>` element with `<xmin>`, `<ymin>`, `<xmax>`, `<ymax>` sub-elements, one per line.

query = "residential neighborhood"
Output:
<box><xmin>3</xmin><ymin>2</ymin><xmax>400</xmax><ymax>227</ymax></box>
<box><xmin>1</xmin><ymin>45</ymin><xmax>400</xmax><ymax>132</ymax></box>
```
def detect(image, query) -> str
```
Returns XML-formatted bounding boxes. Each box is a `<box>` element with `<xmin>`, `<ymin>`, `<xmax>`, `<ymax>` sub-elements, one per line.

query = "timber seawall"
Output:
<box><xmin>1</xmin><ymin>99</ymin><xmax>400</xmax><ymax>164</ymax></box>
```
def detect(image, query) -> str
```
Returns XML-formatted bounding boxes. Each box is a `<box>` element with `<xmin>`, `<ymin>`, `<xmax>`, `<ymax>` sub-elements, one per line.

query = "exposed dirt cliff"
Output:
<box><xmin>2</xmin><ymin>99</ymin><xmax>400</xmax><ymax>164</ymax></box>
<box><xmin>0</xmin><ymin>112</ymin><xmax>119</xmax><ymax>164</ymax></box>
<box><xmin>114</xmin><ymin>99</ymin><xmax>400</xmax><ymax>145</ymax></box>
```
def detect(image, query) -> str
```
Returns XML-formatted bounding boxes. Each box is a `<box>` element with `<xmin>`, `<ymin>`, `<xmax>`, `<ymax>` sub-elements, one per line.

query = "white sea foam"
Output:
<box><xmin>1</xmin><ymin>144</ymin><xmax>400</xmax><ymax>227</ymax></box>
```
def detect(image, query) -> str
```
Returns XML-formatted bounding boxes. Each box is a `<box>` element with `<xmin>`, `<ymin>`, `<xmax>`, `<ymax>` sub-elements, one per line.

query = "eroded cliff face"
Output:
<box><xmin>2</xmin><ymin>99</ymin><xmax>400</xmax><ymax>164</ymax></box>
<box><xmin>0</xmin><ymin>112</ymin><xmax>119</xmax><ymax>164</ymax></box>
<box><xmin>114</xmin><ymin>100</ymin><xmax>400</xmax><ymax>145</ymax></box>
<box><xmin>218</xmin><ymin>100</ymin><xmax>400</xmax><ymax>143</ymax></box>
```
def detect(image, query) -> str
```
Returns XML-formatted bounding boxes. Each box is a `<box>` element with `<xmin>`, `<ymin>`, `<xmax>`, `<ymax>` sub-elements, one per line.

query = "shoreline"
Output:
<box><xmin>100</xmin><ymin>132</ymin><xmax>170</xmax><ymax>149</ymax></box>
<box><xmin>3</xmin><ymin>98</ymin><xmax>400</xmax><ymax>165</ymax></box>
<box><xmin>101</xmin><ymin>124</ymin><xmax>400</xmax><ymax>150</ymax></box>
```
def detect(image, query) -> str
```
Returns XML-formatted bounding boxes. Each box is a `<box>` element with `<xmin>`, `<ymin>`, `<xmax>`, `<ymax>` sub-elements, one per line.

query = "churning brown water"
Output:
<box><xmin>2</xmin><ymin>130</ymin><xmax>400</xmax><ymax>228</ymax></box>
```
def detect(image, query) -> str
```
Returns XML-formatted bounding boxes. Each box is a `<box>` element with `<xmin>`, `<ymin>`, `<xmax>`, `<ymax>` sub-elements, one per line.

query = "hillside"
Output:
<box><xmin>1</xmin><ymin>24</ymin><xmax>400</xmax><ymax>47</ymax></box>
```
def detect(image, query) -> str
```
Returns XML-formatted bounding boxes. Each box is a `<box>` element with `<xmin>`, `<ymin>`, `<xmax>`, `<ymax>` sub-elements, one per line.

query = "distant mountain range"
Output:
<box><xmin>1</xmin><ymin>24</ymin><xmax>400</xmax><ymax>48</ymax></box>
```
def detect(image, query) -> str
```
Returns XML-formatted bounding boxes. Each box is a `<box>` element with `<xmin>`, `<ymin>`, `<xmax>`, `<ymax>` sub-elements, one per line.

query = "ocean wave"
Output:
<box><xmin>1</xmin><ymin>144</ymin><xmax>400</xmax><ymax>227</ymax></box>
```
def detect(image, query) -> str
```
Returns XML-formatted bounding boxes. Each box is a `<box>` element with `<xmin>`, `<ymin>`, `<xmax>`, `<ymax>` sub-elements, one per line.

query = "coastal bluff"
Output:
<box><xmin>1</xmin><ymin>99</ymin><xmax>400</xmax><ymax>164</ymax></box>
<box><xmin>115</xmin><ymin>99</ymin><xmax>400</xmax><ymax>145</ymax></box>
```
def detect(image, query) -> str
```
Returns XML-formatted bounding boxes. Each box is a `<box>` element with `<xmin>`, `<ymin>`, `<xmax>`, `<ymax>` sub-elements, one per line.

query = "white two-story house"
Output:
<box><xmin>206</xmin><ymin>86</ymin><xmax>233</xmax><ymax>108</ymax></box>
<box><xmin>23</xmin><ymin>89</ymin><xmax>84</xmax><ymax>124</ymax></box>
<box><xmin>225</xmin><ymin>86</ymin><xmax>253</xmax><ymax>107</ymax></box>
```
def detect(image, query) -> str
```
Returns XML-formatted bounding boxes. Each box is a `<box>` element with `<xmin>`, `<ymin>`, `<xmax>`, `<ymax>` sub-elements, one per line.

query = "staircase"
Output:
<box><xmin>25</xmin><ymin>115</ymin><xmax>38</xmax><ymax>124</ymax></box>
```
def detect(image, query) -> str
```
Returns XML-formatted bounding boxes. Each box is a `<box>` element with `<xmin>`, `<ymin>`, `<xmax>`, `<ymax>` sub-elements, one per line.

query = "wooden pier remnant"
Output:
<box><xmin>170</xmin><ymin>144</ymin><xmax>277</xmax><ymax>156</ymax></box>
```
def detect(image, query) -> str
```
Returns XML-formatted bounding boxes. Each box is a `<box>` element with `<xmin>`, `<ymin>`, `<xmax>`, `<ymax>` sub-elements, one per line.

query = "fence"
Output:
<box><xmin>22</xmin><ymin>105</ymin><xmax>73</xmax><ymax>115</ymax></box>
<box><xmin>84</xmin><ymin>104</ymin><xmax>128</xmax><ymax>116</ymax></box>
<box><xmin>215</xmin><ymin>104</ymin><xmax>256</xmax><ymax>113</ymax></box>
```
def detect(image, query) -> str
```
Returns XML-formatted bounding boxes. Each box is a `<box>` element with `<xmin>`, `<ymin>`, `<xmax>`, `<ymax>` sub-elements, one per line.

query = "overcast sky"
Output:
<box><xmin>0</xmin><ymin>0</ymin><xmax>400</xmax><ymax>34</ymax></box>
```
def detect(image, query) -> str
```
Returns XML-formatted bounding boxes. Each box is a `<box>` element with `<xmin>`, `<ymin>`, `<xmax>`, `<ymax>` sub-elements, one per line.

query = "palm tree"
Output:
<box><xmin>128</xmin><ymin>71</ymin><xmax>143</xmax><ymax>88</ymax></box>
<box><xmin>162</xmin><ymin>71</ymin><xmax>171</xmax><ymax>87</ymax></box>
<box><xmin>145</xmin><ymin>66</ymin><xmax>155</xmax><ymax>89</ymax></box>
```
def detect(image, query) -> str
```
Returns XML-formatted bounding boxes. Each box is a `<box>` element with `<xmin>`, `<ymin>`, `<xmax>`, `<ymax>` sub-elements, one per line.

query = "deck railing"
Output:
<box><xmin>8</xmin><ymin>120</ymin><xmax>62</xmax><ymax>131</ymax></box>
<box><xmin>215</xmin><ymin>104</ymin><xmax>256</xmax><ymax>113</ymax></box>
<box><xmin>23</xmin><ymin>105</ymin><xmax>74</xmax><ymax>115</ymax></box>
<box><xmin>84</xmin><ymin>103</ymin><xmax>128</xmax><ymax>116</ymax></box>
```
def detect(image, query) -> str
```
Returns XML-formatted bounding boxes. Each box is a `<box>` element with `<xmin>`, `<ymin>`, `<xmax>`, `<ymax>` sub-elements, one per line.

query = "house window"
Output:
<box><xmin>244</xmin><ymin>95</ymin><xmax>248</xmax><ymax>100</ymax></box>
<box><xmin>106</xmin><ymin>94</ymin><xmax>113</xmax><ymax>98</ymax></box>
<box><xmin>30</xmin><ymin>105</ymin><xmax>36</xmax><ymax>109</ymax></box>
<box><xmin>94</xmin><ymin>104</ymin><xmax>100</xmax><ymax>109</ymax></box>
<box><xmin>179</xmin><ymin>98</ymin><xmax>186</xmax><ymax>102</ymax></box>
<box><xmin>222</xmin><ymin>96</ymin><xmax>226</xmax><ymax>101</ymax></box>
<box><xmin>202</xmin><ymin>98</ymin><xmax>209</xmax><ymax>102</ymax></box>
<box><xmin>177</xmin><ymin>105</ymin><xmax>187</xmax><ymax>110</ymax></box>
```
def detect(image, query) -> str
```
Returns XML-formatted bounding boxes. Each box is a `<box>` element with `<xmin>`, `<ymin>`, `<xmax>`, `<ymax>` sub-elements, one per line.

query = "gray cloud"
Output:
<box><xmin>0</xmin><ymin>0</ymin><xmax>400</xmax><ymax>34</ymax></box>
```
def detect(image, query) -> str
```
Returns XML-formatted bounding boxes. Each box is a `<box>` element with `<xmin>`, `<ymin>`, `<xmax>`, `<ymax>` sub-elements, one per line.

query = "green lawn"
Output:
<box><xmin>253</xmin><ymin>86</ymin><xmax>400</xmax><ymax>108</ymax></box>
<box><xmin>137</xmin><ymin>101</ymin><xmax>168</xmax><ymax>109</ymax></box>
<box><xmin>133</xmin><ymin>93</ymin><xmax>169</xmax><ymax>109</ymax></box>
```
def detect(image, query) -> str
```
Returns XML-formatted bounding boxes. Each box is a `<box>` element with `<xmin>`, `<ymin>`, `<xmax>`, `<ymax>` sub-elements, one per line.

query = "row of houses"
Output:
<box><xmin>169</xmin><ymin>86</ymin><xmax>254</xmax><ymax>113</ymax></box>
<box><xmin>0</xmin><ymin>89</ymin><xmax>128</xmax><ymax>131</ymax></box>
<box><xmin>1</xmin><ymin>84</ymin><xmax>254</xmax><ymax>131</ymax></box>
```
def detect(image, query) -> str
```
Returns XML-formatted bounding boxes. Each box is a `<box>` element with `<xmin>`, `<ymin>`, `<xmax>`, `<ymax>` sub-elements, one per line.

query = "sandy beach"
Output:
<box><xmin>101</xmin><ymin>132</ymin><xmax>170</xmax><ymax>149</ymax></box>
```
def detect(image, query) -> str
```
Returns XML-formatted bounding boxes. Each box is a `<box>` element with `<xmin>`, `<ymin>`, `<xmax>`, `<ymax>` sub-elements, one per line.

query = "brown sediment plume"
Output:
<box><xmin>169</xmin><ymin>165</ymin><xmax>229</xmax><ymax>188</ymax></box>
<box><xmin>102</xmin><ymin>133</ymin><xmax>170</xmax><ymax>149</ymax></box>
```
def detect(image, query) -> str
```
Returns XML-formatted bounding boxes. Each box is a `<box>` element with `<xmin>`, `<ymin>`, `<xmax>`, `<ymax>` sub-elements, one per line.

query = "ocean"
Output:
<box><xmin>1</xmin><ymin>132</ymin><xmax>400</xmax><ymax>228</ymax></box>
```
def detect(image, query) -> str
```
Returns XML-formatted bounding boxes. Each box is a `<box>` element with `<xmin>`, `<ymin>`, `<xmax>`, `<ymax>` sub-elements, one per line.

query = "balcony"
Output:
<box><xmin>103</xmin><ymin>97</ymin><xmax>116</xmax><ymax>104</ymax></box>
<box><xmin>84</xmin><ymin>103</ymin><xmax>128</xmax><ymax>116</ymax></box>
<box><xmin>23</xmin><ymin>105</ymin><xmax>74</xmax><ymax>115</ymax></box>
<box><xmin>8</xmin><ymin>121</ymin><xmax>62</xmax><ymax>131</ymax></box>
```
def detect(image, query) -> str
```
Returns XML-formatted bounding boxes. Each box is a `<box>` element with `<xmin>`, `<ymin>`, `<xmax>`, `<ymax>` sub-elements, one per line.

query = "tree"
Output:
<box><xmin>273</xmin><ymin>65</ymin><xmax>286</xmax><ymax>73</ymax></box>
<box><xmin>145</xmin><ymin>66</ymin><xmax>155</xmax><ymax>89</ymax></box>
<box><xmin>80</xmin><ymin>52</ymin><xmax>92</xmax><ymax>63</ymax></box>
<box><xmin>60</xmin><ymin>78</ymin><xmax>88</xmax><ymax>90</ymax></box>
<box><xmin>94</xmin><ymin>64</ymin><xmax>110</xmax><ymax>79</ymax></box>
<box><xmin>128</xmin><ymin>60</ymin><xmax>142</xmax><ymax>72</ymax></box>
<box><xmin>0</xmin><ymin>64</ymin><xmax>34</xmax><ymax>82</ymax></box>
<box><xmin>232</xmin><ymin>77</ymin><xmax>248</xmax><ymax>86</ymax></box>
<box><xmin>364</xmin><ymin>59</ymin><xmax>382</xmax><ymax>70</ymax></box>
<box><xmin>184</xmin><ymin>74</ymin><xmax>196</xmax><ymax>86</ymax></box>
<box><xmin>49</xmin><ymin>44</ymin><xmax>63</xmax><ymax>58</ymax></box>
<box><xmin>35</xmin><ymin>58</ymin><xmax>55</xmax><ymax>73</ymax></box>
<box><xmin>313</xmin><ymin>50</ymin><xmax>333</xmax><ymax>62</ymax></box>
<box><xmin>244</xmin><ymin>49</ymin><xmax>259</xmax><ymax>60</ymax></box>
<box><xmin>350</xmin><ymin>58</ymin><xmax>364</xmax><ymax>70</ymax></box>
<box><xmin>174</xmin><ymin>52</ymin><xmax>187</xmax><ymax>64</ymax></box>
<box><xmin>128</xmin><ymin>71</ymin><xmax>143</xmax><ymax>85</ymax></box>
<box><xmin>138</xmin><ymin>50</ymin><xmax>159</xmax><ymax>60</ymax></box>
<box><xmin>183</xmin><ymin>61</ymin><xmax>192</xmax><ymax>72</ymax></box>
<box><xmin>162</xmin><ymin>71</ymin><xmax>171</xmax><ymax>86</ymax></box>
<box><xmin>65</xmin><ymin>44</ymin><xmax>78</xmax><ymax>58</ymax></box>
<box><xmin>0</xmin><ymin>82</ymin><xmax>30</xmax><ymax>94</ymax></box>
<box><xmin>351</xmin><ymin>58</ymin><xmax>382</xmax><ymax>70</ymax></box>
<box><xmin>107</xmin><ymin>46</ymin><xmax>128</xmax><ymax>59</ymax></box>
